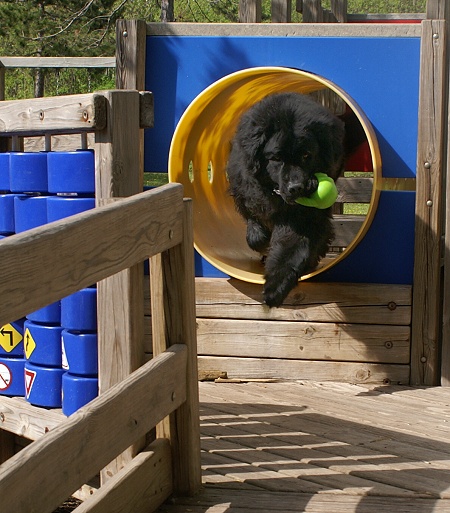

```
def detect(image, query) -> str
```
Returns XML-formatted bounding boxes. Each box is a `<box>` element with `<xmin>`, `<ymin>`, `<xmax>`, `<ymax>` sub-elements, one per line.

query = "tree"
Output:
<box><xmin>0</xmin><ymin>0</ymin><xmax>128</xmax><ymax>96</ymax></box>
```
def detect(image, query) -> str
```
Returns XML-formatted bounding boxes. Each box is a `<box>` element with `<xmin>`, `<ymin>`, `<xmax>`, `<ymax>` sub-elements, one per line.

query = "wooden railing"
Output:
<box><xmin>0</xmin><ymin>91</ymin><xmax>201</xmax><ymax>512</ymax></box>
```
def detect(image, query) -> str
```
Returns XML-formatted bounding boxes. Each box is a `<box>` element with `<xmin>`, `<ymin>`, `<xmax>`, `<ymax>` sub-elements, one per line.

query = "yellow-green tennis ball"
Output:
<box><xmin>295</xmin><ymin>173</ymin><xmax>338</xmax><ymax>209</ymax></box>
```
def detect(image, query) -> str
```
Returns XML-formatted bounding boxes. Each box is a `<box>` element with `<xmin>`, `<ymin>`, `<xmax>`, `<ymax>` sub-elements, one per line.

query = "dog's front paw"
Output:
<box><xmin>263</xmin><ymin>272</ymin><xmax>298</xmax><ymax>308</ymax></box>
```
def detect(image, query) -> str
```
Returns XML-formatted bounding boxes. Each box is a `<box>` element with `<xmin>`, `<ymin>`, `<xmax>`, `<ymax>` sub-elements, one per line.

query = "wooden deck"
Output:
<box><xmin>157</xmin><ymin>380</ymin><xmax>450</xmax><ymax>512</ymax></box>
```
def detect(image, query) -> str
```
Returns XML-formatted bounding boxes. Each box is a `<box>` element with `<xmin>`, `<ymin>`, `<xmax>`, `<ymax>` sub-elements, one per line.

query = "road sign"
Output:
<box><xmin>0</xmin><ymin>323</ymin><xmax>23</xmax><ymax>353</ymax></box>
<box><xmin>0</xmin><ymin>362</ymin><xmax>12</xmax><ymax>391</ymax></box>
<box><xmin>24</xmin><ymin>328</ymin><xmax>36</xmax><ymax>359</ymax></box>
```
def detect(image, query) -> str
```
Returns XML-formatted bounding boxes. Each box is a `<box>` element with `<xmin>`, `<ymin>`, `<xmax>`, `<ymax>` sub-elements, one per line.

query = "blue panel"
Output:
<box><xmin>145</xmin><ymin>36</ymin><xmax>420</xmax><ymax>178</ymax></box>
<box><xmin>316</xmin><ymin>191</ymin><xmax>416</xmax><ymax>284</ymax></box>
<box><xmin>145</xmin><ymin>35</ymin><xmax>421</xmax><ymax>283</ymax></box>
<box><xmin>195</xmin><ymin>251</ymin><xmax>228</xmax><ymax>278</ymax></box>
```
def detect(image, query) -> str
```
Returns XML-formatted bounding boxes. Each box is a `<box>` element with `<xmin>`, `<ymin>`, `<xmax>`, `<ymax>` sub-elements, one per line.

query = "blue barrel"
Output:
<box><xmin>24</xmin><ymin>362</ymin><xmax>63</xmax><ymax>407</ymax></box>
<box><xmin>62</xmin><ymin>330</ymin><xmax>98</xmax><ymax>376</ymax></box>
<box><xmin>0</xmin><ymin>194</ymin><xmax>23</xmax><ymax>235</ymax></box>
<box><xmin>0</xmin><ymin>153</ymin><xmax>10</xmax><ymax>191</ymax></box>
<box><xmin>26</xmin><ymin>301</ymin><xmax>61</xmax><ymax>325</ymax></box>
<box><xmin>61</xmin><ymin>287</ymin><xmax>97</xmax><ymax>331</ymax></box>
<box><xmin>14</xmin><ymin>195</ymin><xmax>48</xmax><ymax>233</ymax></box>
<box><xmin>10</xmin><ymin>152</ymin><xmax>48</xmax><ymax>193</ymax></box>
<box><xmin>24</xmin><ymin>320</ymin><xmax>63</xmax><ymax>367</ymax></box>
<box><xmin>0</xmin><ymin>357</ymin><xmax>25</xmax><ymax>396</ymax></box>
<box><xmin>47</xmin><ymin>196</ymin><xmax>95</xmax><ymax>222</ymax></box>
<box><xmin>62</xmin><ymin>373</ymin><xmax>98</xmax><ymax>416</ymax></box>
<box><xmin>0</xmin><ymin>318</ymin><xmax>25</xmax><ymax>357</ymax></box>
<box><xmin>47</xmin><ymin>150</ymin><xmax>95</xmax><ymax>194</ymax></box>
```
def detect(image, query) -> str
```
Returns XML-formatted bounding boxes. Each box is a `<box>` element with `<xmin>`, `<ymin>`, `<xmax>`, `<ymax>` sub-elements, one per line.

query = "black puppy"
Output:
<box><xmin>227</xmin><ymin>92</ymin><xmax>345</xmax><ymax>307</ymax></box>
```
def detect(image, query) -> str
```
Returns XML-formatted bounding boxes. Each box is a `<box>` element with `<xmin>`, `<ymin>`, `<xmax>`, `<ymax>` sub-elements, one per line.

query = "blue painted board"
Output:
<box><xmin>145</xmin><ymin>35</ymin><xmax>421</xmax><ymax>284</ymax></box>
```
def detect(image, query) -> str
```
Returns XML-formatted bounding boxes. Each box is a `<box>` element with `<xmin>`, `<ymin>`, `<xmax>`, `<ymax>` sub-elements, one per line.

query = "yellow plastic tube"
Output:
<box><xmin>169</xmin><ymin>67</ymin><xmax>381</xmax><ymax>283</ymax></box>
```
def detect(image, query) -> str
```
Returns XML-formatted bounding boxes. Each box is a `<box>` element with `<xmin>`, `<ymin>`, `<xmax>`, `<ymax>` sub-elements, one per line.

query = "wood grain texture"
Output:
<box><xmin>195</xmin><ymin>279</ymin><xmax>412</xmax><ymax>325</ymax></box>
<box><xmin>0</xmin><ymin>345</ymin><xmax>187</xmax><ymax>513</ymax></box>
<box><xmin>239</xmin><ymin>0</ymin><xmax>261</xmax><ymax>22</ymax></box>
<box><xmin>271</xmin><ymin>0</ymin><xmax>291</xmax><ymax>22</ymax></box>
<box><xmin>0</xmin><ymin>397</ymin><xmax>63</xmax><ymax>440</ymax></box>
<box><xmin>0</xmin><ymin>93</ymin><xmax>106</xmax><ymax>135</ymax></box>
<box><xmin>0</xmin><ymin>184</ymin><xmax>183</xmax><ymax>327</ymax></box>
<box><xmin>74</xmin><ymin>439</ymin><xmax>173</xmax><ymax>513</ymax></box>
<box><xmin>411</xmin><ymin>20</ymin><xmax>447</xmax><ymax>385</ymax></box>
<box><xmin>146</xmin><ymin>22</ymin><xmax>421</xmax><ymax>38</ymax></box>
<box><xmin>197</xmin><ymin>318</ymin><xmax>410</xmax><ymax>363</ymax></box>
<box><xmin>198</xmin><ymin>356</ymin><xmax>409</xmax><ymax>384</ymax></box>
<box><xmin>155</xmin><ymin>381</ymin><xmax>450</xmax><ymax>512</ymax></box>
<box><xmin>150</xmin><ymin>200</ymin><xmax>202</xmax><ymax>495</ymax></box>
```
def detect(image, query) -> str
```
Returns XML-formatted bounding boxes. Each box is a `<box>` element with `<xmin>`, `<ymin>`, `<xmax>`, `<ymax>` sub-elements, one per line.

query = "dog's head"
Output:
<box><xmin>236</xmin><ymin>93</ymin><xmax>345</xmax><ymax>205</ymax></box>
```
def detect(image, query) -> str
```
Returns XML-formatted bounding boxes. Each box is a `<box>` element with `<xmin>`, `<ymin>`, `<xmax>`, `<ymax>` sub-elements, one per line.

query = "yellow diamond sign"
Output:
<box><xmin>0</xmin><ymin>324</ymin><xmax>23</xmax><ymax>353</ymax></box>
<box><xmin>24</xmin><ymin>328</ymin><xmax>36</xmax><ymax>359</ymax></box>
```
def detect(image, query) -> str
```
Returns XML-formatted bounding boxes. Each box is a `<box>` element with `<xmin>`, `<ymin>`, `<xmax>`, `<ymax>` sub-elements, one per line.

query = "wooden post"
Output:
<box><xmin>331</xmin><ymin>0</ymin><xmax>347</xmax><ymax>22</ymax></box>
<box><xmin>272</xmin><ymin>0</ymin><xmax>291</xmax><ymax>22</ymax></box>
<box><xmin>239</xmin><ymin>0</ymin><xmax>262</xmax><ymax>23</ymax></box>
<box><xmin>150</xmin><ymin>200</ymin><xmax>201</xmax><ymax>496</ymax></box>
<box><xmin>115</xmin><ymin>19</ymin><xmax>147</xmax><ymax>190</ymax></box>
<box><xmin>411</xmin><ymin>19</ymin><xmax>448</xmax><ymax>386</ymax></box>
<box><xmin>302</xmin><ymin>0</ymin><xmax>324</xmax><ymax>22</ymax></box>
<box><xmin>426</xmin><ymin>0</ymin><xmax>450</xmax><ymax>386</ymax></box>
<box><xmin>95</xmin><ymin>90</ymin><xmax>145</xmax><ymax>481</ymax></box>
<box><xmin>0</xmin><ymin>62</ymin><xmax>8</xmax><ymax>157</ymax></box>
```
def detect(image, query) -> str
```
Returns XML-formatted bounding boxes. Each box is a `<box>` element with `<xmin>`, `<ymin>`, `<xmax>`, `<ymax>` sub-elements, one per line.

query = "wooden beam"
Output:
<box><xmin>0</xmin><ymin>397</ymin><xmax>63</xmax><ymax>440</ymax></box>
<box><xmin>411</xmin><ymin>20</ymin><xmax>447</xmax><ymax>385</ymax></box>
<box><xmin>195</xmin><ymin>279</ymin><xmax>412</xmax><ymax>325</ymax></box>
<box><xmin>331</xmin><ymin>0</ymin><xmax>347</xmax><ymax>22</ymax></box>
<box><xmin>198</xmin><ymin>356</ymin><xmax>410</xmax><ymax>384</ymax></box>
<box><xmin>0</xmin><ymin>345</ymin><xmax>187</xmax><ymax>513</ymax></box>
<box><xmin>0</xmin><ymin>56</ymin><xmax>115</xmax><ymax>68</ymax></box>
<box><xmin>116</xmin><ymin>20</ymin><xmax>146</xmax><ymax>91</ymax></box>
<box><xmin>150</xmin><ymin>200</ymin><xmax>202</xmax><ymax>496</ymax></box>
<box><xmin>272</xmin><ymin>0</ymin><xmax>291</xmax><ymax>22</ymax></box>
<box><xmin>0</xmin><ymin>184</ymin><xmax>183</xmax><ymax>326</ymax></box>
<box><xmin>73</xmin><ymin>439</ymin><xmax>173</xmax><ymax>513</ymax></box>
<box><xmin>0</xmin><ymin>93</ymin><xmax>106</xmax><ymax>136</ymax></box>
<box><xmin>239</xmin><ymin>0</ymin><xmax>261</xmax><ymax>22</ymax></box>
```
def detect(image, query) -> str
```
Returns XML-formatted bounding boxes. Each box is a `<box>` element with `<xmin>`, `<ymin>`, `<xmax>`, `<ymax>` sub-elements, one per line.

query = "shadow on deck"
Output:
<box><xmin>157</xmin><ymin>381</ymin><xmax>450</xmax><ymax>513</ymax></box>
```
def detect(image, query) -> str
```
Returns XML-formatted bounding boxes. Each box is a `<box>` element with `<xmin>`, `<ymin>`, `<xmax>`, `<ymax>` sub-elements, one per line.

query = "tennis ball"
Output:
<box><xmin>295</xmin><ymin>173</ymin><xmax>338</xmax><ymax>209</ymax></box>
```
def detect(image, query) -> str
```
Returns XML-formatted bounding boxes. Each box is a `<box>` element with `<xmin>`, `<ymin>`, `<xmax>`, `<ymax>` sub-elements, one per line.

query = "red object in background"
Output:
<box><xmin>346</xmin><ymin>141</ymin><xmax>373</xmax><ymax>172</ymax></box>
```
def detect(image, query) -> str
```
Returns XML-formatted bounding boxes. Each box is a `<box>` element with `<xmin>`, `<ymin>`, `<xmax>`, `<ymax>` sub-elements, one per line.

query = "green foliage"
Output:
<box><xmin>0</xmin><ymin>0</ymin><xmax>429</xmax><ymax>98</ymax></box>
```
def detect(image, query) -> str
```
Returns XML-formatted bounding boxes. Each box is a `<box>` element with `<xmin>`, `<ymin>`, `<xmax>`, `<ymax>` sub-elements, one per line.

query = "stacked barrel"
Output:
<box><xmin>0</xmin><ymin>149</ymin><xmax>99</xmax><ymax>416</ymax></box>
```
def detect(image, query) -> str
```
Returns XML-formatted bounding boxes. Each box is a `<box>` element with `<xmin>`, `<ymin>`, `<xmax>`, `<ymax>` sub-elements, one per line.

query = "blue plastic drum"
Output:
<box><xmin>0</xmin><ymin>153</ymin><xmax>10</xmax><ymax>191</ymax></box>
<box><xmin>24</xmin><ymin>320</ymin><xmax>63</xmax><ymax>367</ymax></box>
<box><xmin>61</xmin><ymin>287</ymin><xmax>97</xmax><ymax>331</ymax></box>
<box><xmin>24</xmin><ymin>361</ymin><xmax>63</xmax><ymax>407</ymax></box>
<box><xmin>47</xmin><ymin>196</ymin><xmax>95</xmax><ymax>222</ymax></box>
<box><xmin>0</xmin><ymin>357</ymin><xmax>25</xmax><ymax>396</ymax></box>
<box><xmin>62</xmin><ymin>330</ymin><xmax>98</xmax><ymax>376</ymax></box>
<box><xmin>0</xmin><ymin>194</ymin><xmax>20</xmax><ymax>235</ymax></box>
<box><xmin>62</xmin><ymin>373</ymin><xmax>98</xmax><ymax>416</ymax></box>
<box><xmin>10</xmin><ymin>152</ymin><xmax>48</xmax><ymax>193</ymax></box>
<box><xmin>26</xmin><ymin>301</ymin><xmax>61</xmax><ymax>325</ymax></box>
<box><xmin>0</xmin><ymin>318</ymin><xmax>25</xmax><ymax>357</ymax></box>
<box><xmin>14</xmin><ymin>195</ymin><xmax>47</xmax><ymax>233</ymax></box>
<box><xmin>47</xmin><ymin>150</ymin><xmax>95</xmax><ymax>194</ymax></box>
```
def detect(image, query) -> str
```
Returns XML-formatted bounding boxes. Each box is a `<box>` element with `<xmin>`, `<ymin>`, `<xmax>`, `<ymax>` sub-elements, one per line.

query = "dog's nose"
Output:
<box><xmin>287</xmin><ymin>183</ymin><xmax>304</xmax><ymax>198</ymax></box>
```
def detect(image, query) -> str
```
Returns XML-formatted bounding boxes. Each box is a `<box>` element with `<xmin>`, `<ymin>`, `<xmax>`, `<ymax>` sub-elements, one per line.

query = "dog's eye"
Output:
<box><xmin>302</xmin><ymin>152</ymin><xmax>311</xmax><ymax>161</ymax></box>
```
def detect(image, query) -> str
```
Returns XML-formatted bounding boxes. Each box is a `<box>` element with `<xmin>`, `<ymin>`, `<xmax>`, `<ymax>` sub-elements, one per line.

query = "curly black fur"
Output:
<box><xmin>227</xmin><ymin>92</ymin><xmax>345</xmax><ymax>307</ymax></box>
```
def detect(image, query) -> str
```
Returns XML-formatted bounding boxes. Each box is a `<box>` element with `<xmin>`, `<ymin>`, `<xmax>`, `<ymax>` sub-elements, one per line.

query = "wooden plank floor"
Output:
<box><xmin>157</xmin><ymin>380</ymin><xmax>450</xmax><ymax>512</ymax></box>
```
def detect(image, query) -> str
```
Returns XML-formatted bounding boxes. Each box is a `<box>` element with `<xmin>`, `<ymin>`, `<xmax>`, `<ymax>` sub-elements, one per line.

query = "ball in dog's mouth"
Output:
<box><xmin>294</xmin><ymin>173</ymin><xmax>338</xmax><ymax>209</ymax></box>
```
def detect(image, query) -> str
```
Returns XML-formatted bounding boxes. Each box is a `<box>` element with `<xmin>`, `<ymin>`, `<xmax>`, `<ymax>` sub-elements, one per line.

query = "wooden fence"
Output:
<box><xmin>0</xmin><ymin>90</ymin><xmax>201</xmax><ymax>512</ymax></box>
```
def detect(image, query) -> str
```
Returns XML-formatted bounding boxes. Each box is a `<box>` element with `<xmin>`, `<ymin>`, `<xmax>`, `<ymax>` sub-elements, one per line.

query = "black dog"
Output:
<box><xmin>227</xmin><ymin>92</ymin><xmax>346</xmax><ymax>308</ymax></box>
